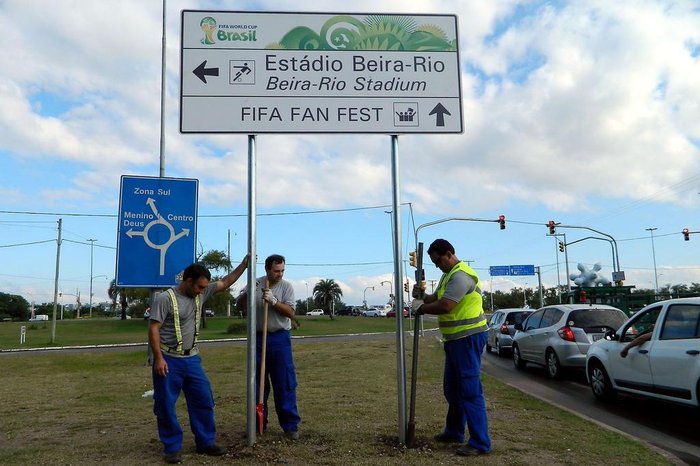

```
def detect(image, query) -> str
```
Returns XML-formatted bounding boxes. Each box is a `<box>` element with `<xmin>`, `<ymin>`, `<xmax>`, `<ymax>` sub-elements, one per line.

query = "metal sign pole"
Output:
<box><xmin>390</xmin><ymin>135</ymin><xmax>407</xmax><ymax>444</ymax></box>
<box><xmin>246</xmin><ymin>135</ymin><xmax>258</xmax><ymax>446</ymax></box>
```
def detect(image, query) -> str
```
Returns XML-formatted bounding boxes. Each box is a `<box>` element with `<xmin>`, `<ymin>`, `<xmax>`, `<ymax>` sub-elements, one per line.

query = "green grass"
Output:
<box><xmin>0</xmin><ymin>336</ymin><xmax>673</xmax><ymax>465</ymax></box>
<box><xmin>0</xmin><ymin>316</ymin><xmax>434</xmax><ymax>350</ymax></box>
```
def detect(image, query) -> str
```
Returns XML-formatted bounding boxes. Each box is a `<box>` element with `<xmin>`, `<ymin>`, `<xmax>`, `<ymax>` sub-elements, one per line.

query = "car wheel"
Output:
<box><xmin>545</xmin><ymin>349</ymin><xmax>561</xmax><ymax>379</ymax></box>
<box><xmin>513</xmin><ymin>344</ymin><xmax>526</xmax><ymax>370</ymax></box>
<box><xmin>495</xmin><ymin>339</ymin><xmax>504</xmax><ymax>357</ymax></box>
<box><xmin>588</xmin><ymin>360</ymin><xmax>616</xmax><ymax>402</ymax></box>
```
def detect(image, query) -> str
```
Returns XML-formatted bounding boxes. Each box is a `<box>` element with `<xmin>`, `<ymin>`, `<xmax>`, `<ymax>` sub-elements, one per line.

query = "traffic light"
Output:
<box><xmin>558</xmin><ymin>241</ymin><xmax>565</xmax><ymax>252</ymax></box>
<box><xmin>409</xmin><ymin>250</ymin><xmax>417</xmax><ymax>267</ymax></box>
<box><xmin>404</xmin><ymin>281</ymin><xmax>409</xmax><ymax>293</ymax></box>
<box><xmin>498</xmin><ymin>214</ymin><xmax>506</xmax><ymax>230</ymax></box>
<box><xmin>683</xmin><ymin>228</ymin><xmax>690</xmax><ymax>241</ymax></box>
<box><xmin>548</xmin><ymin>220</ymin><xmax>556</xmax><ymax>235</ymax></box>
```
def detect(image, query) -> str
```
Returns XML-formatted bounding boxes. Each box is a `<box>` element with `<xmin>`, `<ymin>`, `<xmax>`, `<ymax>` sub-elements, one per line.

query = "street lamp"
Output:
<box><xmin>363</xmin><ymin>286</ymin><xmax>374</xmax><ymax>309</ymax></box>
<box><xmin>59</xmin><ymin>290</ymin><xmax>81</xmax><ymax>319</ymax></box>
<box><xmin>87</xmin><ymin>239</ymin><xmax>97</xmax><ymax>317</ymax></box>
<box><xmin>646</xmin><ymin>227</ymin><xmax>659</xmax><ymax>294</ymax></box>
<box><xmin>303</xmin><ymin>281</ymin><xmax>310</xmax><ymax>312</ymax></box>
<box><xmin>380</xmin><ymin>280</ymin><xmax>394</xmax><ymax>308</ymax></box>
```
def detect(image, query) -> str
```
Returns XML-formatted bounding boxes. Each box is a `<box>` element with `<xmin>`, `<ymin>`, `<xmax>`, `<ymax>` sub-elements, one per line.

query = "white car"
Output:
<box><xmin>586</xmin><ymin>297</ymin><xmax>700</xmax><ymax>407</ymax></box>
<box><xmin>363</xmin><ymin>308</ymin><xmax>387</xmax><ymax>317</ymax></box>
<box><xmin>307</xmin><ymin>309</ymin><xmax>324</xmax><ymax>316</ymax></box>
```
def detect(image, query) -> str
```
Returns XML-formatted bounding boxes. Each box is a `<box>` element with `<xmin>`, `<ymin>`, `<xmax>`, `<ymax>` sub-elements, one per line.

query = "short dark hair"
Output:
<box><xmin>427</xmin><ymin>239</ymin><xmax>455</xmax><ymax>256</ymax></box>
<box><xmin>265</xmin><ymin>254</ymin><xmax>285</xmax><ymax>270</ymax></box>
<box><xmin>182</xmin><ymin>263</ymin><xmax>211</xmax><ymax>281</ymax></box>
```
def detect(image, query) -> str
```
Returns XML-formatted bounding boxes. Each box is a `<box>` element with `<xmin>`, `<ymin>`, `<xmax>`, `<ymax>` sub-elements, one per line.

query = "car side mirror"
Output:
<box><xmin>514</xmin><ymin>323</ymin><xmax>523</xmax><ymax>331</ymax></box>
<box><xmin>604</xmin><ymin>329</ymin><xmax>618</xmax><ymax>341</ymax></box>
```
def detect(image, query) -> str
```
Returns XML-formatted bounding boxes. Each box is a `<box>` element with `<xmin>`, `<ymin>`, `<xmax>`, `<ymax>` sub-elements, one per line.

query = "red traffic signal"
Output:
<box><xmin>683</xmin><ymin>228</ymin><xmax>690</xmax><ymax>241</ymax></box>
<box><xmin>498</xmin><ymin>215</ymin><xmax>506</xmax><ymax>230</ymax></box>
<box><xmin>548</xmin><ymin>220</ymin><xmax>556</xmax><ymax>235</ymax></box>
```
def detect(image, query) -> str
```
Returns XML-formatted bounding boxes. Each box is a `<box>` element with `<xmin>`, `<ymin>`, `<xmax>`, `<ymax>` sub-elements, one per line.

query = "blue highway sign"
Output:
<box><xmin>116</xmin><ymin>176</ymin><xmax>198</xmax><ymax>287</ymax></box>
<box><xmin>489</xmin><ymin>266</ymin><xmax>512</xmax><ymax>276</ymax></box>
<box><xmin>509</xmin><ymin>264</ymin><xmax>536</xmax><ymax>276</ymax></box>
<box><xmin>489</xmin><ymin>264</ymin><xmax>536</xmax><ymax>276</ymax></box>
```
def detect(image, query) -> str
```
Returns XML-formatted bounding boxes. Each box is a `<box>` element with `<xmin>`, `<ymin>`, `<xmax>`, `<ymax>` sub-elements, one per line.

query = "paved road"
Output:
<box><xmin>481</xmin><ymin>350</ymin><xmax>700</xmax><ymax>466</ymax></box>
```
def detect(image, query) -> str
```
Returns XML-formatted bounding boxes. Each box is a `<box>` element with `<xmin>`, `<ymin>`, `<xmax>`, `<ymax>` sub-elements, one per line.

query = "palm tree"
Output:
<box><xmin>313</xmin><ymin>279</ymin><xmax>343</xmax><ymax>320</ymax></box>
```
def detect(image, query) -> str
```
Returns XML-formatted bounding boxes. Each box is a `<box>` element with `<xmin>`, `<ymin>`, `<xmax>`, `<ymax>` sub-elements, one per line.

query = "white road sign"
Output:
<box><xmin>180</xmin><ymin>11</ymin><xmax>463</xmax><ymax>134</ymax></box>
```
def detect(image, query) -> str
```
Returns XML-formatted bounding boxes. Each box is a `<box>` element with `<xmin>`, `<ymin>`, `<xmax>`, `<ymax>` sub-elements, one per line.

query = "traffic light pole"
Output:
<box><xmin>557</xmin><ymin>225</ymin><xmax>620</xmax><ymax>274</ymax></box>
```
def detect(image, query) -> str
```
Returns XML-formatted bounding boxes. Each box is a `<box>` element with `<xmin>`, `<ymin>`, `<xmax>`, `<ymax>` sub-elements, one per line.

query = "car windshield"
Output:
<box><xmin>568</xmin><ymin>308</ymin><xmax>626</xmax><ymax>330</ymax></box>
<box><xmin>505</xmin><ymin>311</ymin><xmax>530</xmax><ymax>325</ymax></box>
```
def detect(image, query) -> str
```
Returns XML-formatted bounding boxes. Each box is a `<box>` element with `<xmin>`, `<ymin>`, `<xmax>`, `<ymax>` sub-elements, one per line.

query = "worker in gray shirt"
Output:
<box><xmin>237</xmin><ymin>254</ymin><xmax>301</xmax><ymax>440</ymax></box>
<box><xmin>149</xmin><ymin>257</ymin><xmax>248</xmax><ymax>464</ymax></box>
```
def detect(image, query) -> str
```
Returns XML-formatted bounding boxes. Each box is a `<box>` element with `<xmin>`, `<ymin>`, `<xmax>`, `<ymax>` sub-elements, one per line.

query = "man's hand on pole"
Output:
<box><xmin>262</xmin><ymin>288</ymin><xmax>278</xmax><ymax>306</ymax></box>
<box><xmin>411</xmin><ymin>283</ymin><xmax>425</xmax><ymax>300</ymax></box>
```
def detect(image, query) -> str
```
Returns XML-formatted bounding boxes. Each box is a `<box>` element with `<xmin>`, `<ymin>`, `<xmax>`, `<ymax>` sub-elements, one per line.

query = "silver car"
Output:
<box><xmin>486</xmin><ymin>308</ymin><xmax>532</xmax><ymax>357</ymax></box>
<box><xmin>512</xmin><ymin>304</ymin><xmax>627</xmax><ymax>378</ymax></box>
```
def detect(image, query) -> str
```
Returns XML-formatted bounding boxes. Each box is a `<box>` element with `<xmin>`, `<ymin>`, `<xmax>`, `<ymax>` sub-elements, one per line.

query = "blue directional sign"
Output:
<box><xmin>489</xmin><ymin>266</ymin><xmax>512</xmax><ymax>276</ymax></box>
<box><xmin>510</xmin><ymin>264</ymin><xmax>535</xmax><ymax>276</ymax></box>
<box><xmin>489</xmin><ymin>264</ymin><xmax>536</xmax><ymax>276</ymax></box>
<box><xmin>116</xmin><ymin>175</ymin><xmax>198</xmax><ymax>287</ymax></box>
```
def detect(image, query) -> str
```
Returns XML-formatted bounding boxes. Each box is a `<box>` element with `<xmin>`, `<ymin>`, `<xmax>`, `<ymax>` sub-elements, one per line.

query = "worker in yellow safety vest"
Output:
<box><xmin>411</xmin><ymin>239</ymin><xmax>491</xmax><ymax>457</ymax></box>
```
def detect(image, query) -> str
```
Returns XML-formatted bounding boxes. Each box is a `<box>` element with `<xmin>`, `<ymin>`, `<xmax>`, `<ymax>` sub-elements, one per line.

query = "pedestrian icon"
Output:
<box><xmin>229</xmin><ymin>60</ymin><xmax>255</xmax><ymax>84</ymax></box>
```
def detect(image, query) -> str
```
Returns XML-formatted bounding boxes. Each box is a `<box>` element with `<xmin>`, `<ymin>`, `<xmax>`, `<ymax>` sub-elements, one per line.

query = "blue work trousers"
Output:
<box><xmin>152</xmin><ymin>354</ymin><xmax>216</xmax><ymax>454</ymax></box>
<box><xmin>256</xmin><ymin>330</ymin><xmax>301</xmax><ymax>432</ymax></box>
<box><xmin>443</xmin><ymin>331</ymin><xmax>491</xmax><ymax>452</ymax></box>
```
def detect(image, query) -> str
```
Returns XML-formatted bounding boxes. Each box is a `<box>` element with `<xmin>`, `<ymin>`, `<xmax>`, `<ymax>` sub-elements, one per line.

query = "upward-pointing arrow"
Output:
<box><xmin>429</xmin><ymin>103</ymin><xmax>451</xmax><ymax>127</ymax></box>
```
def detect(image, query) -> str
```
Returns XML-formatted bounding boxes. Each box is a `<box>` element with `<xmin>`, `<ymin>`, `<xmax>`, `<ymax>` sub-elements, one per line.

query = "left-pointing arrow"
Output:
<box><xmin>193</xmin><ymin>60</ymin><xmax>219</xmax><ymax>84</ymax></box>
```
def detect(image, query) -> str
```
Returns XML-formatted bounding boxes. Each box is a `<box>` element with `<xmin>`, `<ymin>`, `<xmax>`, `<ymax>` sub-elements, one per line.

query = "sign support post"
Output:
<box><xmin>246</xmin><ymin>135</ymin><xmax>258</xmax><ymax>446</ymax></box>
<box><xmin>390</xmin><ymin>135</ymin><xmax>407</xmax><ymax>443</ymax></box>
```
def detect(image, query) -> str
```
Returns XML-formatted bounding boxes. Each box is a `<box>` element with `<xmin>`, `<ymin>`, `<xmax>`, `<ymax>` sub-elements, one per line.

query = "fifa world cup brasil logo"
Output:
<box><xmin>200</xmin><ymin>17</ymin><xmax>216</xmax><ymax>45</ymax></box>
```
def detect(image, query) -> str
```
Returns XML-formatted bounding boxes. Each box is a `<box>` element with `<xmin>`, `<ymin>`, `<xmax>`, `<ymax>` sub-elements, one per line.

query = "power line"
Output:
<box><xmin>0</xmin><ymin>239</ymin><xmax>55</xmax><ymax>248</ymax></box>
<box><xmin>0</xmin><ymin>203</ymin><xmax>413</xmax><ymax>219</ymax></box>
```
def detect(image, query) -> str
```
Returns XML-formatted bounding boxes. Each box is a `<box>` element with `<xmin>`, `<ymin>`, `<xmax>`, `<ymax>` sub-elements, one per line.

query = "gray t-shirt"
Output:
<box><xmin>151</xmin><ymin>282</ymin><xmax>217</xmax><ymax>352</ymax></box>
<box><xmin>442</xmin><ymin>270</ymin><xmax>476</xmax><ymax>303</ymax></box>
<box><xmin>255</xmin><ymin>276</ymin><xmax>295</xmax><ymax>332</ymax></box>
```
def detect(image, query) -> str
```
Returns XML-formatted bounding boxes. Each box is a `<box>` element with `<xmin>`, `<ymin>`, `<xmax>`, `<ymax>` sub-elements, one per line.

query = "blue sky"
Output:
<box><xmin>1</xmin><ymin>0</ymin><xmax>699</xmax><ymax>310</ymax></box>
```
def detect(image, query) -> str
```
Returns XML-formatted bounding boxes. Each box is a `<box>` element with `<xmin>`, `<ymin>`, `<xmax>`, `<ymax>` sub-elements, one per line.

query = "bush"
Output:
<box><xmin>226</xmin><ymin>322</ymin><xmax>247</xmax><ymax>334</ymax></box>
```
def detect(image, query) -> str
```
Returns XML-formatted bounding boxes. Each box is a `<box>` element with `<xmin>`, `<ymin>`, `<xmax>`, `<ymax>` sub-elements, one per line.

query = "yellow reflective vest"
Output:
<box><xmin>436</xmin><ymin>261</ymin><xmax>488</xmax><ymax>341</ymax></box>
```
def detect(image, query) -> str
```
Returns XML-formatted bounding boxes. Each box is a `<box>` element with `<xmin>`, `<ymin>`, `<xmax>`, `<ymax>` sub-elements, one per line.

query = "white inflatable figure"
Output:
<box><xmin>569</xmin><ymin>262</ymin><xmax>611</xmax><ymax>287</ymax></box>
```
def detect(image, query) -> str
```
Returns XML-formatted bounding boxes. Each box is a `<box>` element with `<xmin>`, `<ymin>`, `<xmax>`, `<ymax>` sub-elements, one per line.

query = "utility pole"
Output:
<box><xmin>87</xmin><ymin>239</ymin><xmax>97</xmax><ymax>317</ymax></box>
<box><xmin>51</xmin><ymin>219</ymin><xmax>63</xmax><ymax>344</ymax></box>
<box><xmin>646</xmin><ymin>227</ymin><xmax>659</xmax><ymax>295</ymax></box>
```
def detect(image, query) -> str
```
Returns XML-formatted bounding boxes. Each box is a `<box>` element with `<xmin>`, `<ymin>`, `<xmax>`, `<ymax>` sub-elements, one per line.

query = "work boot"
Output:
<box><xmin>196</xmin><ymin>443</ymin><xmax>227</xmax><ymax>456</ymax></box>
<box><xmin>456</xmin><ymin>445</ymin><xmax>490</xmax><ymax>456</ymax></box>
<box><xmin>433</xmin><ymin>431</ymin><xmax>462</xmax><ymax>443</ymax></box>
<box><xmin>283</xmin><ymin>430</ymin><xmax>299</xmax><ymax>441</ymax></box>
<box><xmin>163</xmin><ymin>451</ymin><xmax>182</xmax><ymax>464</ymax></box>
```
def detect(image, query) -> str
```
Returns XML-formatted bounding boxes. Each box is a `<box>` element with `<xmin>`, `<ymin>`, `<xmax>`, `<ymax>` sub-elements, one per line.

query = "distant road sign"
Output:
<box><xmin>489</xmin><ymin>266</ymin><xmax>511</xmax><ymax>276</ymax></box>
<box><xmin>180</xmin><ymin>11</ymin><xmax>463</xmax><ymax>134</ymax></box>
<box><xmin>116</xmin><ymin>176</ymin><xmax>198</xmax><ymax>287</ymax></box>
<box><xmin>489</xmin><ymin>265</ymin><xmax>536</xmax><ymax>276</ymax></box>
<box><xmin>510</xmin><ymin>264</ymin><xmax>536</xmax><ymax>276</ymax></box>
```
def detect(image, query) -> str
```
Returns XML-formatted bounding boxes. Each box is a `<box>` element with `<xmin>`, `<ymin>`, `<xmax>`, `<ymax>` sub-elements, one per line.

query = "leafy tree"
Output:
<box><xmin>0</xmin><ymin>292</ymin><xmax>29</xmax><ymax>321</ymax></box>
<box><xmin>108</xmin><ymin>280</ymin><xmax>149</xmax><ymax>320</ymax></box>
<box><xmin>313</xmin><ymin>279</ymin><xmax>343</xmax><ymax>320</ymax></box>
<box><xmin>197</xmin><ymin>249</ymin><xmax>237</xmax><ymax>325</ymax></box>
